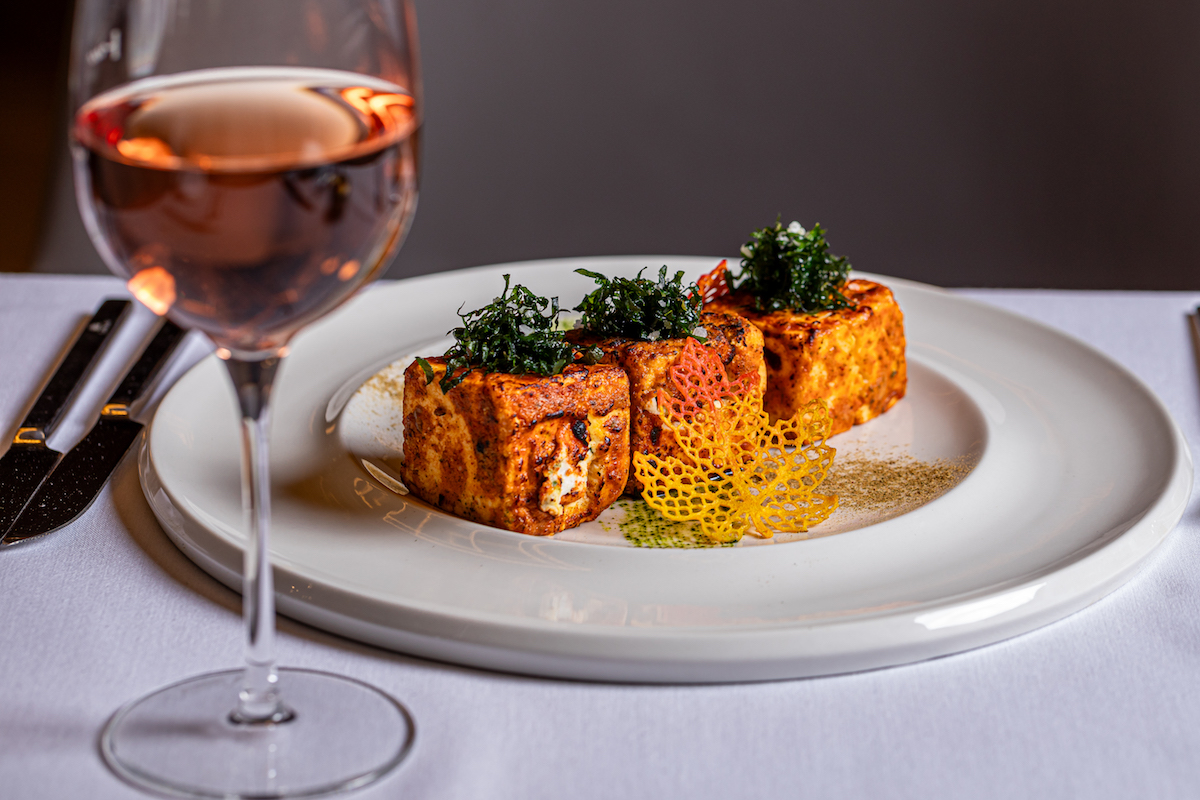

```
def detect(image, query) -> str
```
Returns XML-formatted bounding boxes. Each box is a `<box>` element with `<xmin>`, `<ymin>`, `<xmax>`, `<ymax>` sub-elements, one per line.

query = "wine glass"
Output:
<box><xmin>69</xmin><ymin>1</ymin><xmax>421</xmax><ymax>796</ymax></box>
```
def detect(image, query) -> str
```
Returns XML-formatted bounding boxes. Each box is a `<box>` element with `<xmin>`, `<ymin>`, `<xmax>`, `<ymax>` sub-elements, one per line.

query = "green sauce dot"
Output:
<box><xmin>612</xmin><ymin>499</ymin><xmax>736</xmax><ymax>549</ymax></box>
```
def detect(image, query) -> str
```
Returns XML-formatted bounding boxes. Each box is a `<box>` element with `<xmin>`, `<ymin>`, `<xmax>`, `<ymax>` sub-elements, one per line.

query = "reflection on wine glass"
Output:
<box><xmin>70</xmin><ymin>1</ymin><xmax>421</xmax><ymax>796</ymax></box>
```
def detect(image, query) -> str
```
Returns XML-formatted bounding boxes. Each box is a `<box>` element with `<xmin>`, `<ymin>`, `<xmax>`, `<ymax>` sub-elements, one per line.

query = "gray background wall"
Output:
<box><xmin>11</xmin><ymin>0</ymin><xmax>1200</xmax><ymax>288</ymax></box>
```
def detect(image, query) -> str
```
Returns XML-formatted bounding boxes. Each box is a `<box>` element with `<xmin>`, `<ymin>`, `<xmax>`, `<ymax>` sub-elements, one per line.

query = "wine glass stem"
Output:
<box><xmin>225</xmin><ymin>355</ymin><xmax>294</xmax><ymax>725</ymax></box>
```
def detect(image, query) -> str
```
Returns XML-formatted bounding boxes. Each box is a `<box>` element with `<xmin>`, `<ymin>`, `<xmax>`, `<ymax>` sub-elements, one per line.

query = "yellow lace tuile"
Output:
<box><xmin>632</xmin><ymin>338</ymin><xmax>838</xmax><ymax>542</ymax></box>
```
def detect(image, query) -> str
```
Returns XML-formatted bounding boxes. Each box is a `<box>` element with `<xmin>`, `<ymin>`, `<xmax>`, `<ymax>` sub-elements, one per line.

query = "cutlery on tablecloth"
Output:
<box><xmin>0</xmin><ymin>299</ymin><xmax>131</xmax><ymax>539</ymax></box>
<box><xmin>2</xmin><ymin>319</ymin><xmax>186</xmax><ymax>546</ymax></box>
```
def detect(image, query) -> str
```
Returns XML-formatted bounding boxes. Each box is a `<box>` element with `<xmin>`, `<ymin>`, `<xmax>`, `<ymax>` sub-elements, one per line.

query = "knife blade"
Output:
<box><xmin>2</xmin><ymin>320</ymin><xmax>187</xmax><ymax>546</ymax></box>
<box><xmin>0</xmin><ymin>299</ymin><xmax>131</xmax><ymax>537</ymax></box>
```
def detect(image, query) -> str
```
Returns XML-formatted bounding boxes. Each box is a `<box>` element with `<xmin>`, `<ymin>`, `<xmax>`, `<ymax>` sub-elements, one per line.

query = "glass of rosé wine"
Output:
<box><xmin>70</xmin><ymin>0</ymin><xmax>420</xmax><ymax>796</ymax></box>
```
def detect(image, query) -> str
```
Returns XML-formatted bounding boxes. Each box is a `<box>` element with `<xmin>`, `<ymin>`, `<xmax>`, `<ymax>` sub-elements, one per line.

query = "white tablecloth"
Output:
<box><xmin>2</xmin><ymin>274</ymin><xmax>1199</xmax><ymax>799</ymax></box>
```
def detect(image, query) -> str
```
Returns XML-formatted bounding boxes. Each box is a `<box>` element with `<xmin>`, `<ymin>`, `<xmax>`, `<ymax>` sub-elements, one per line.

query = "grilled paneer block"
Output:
<box><xmin>708</xmin><ymin>278</ymin><xmax>906</xmax><ymax>434</ymax></box>
<box><xmin>400</xmin><ymin>359</ymin><xmax>630</xmax><ymax>535</ymax></box>
<box><xmin>567</xmin><ymin>311</ymin><xmax>766</xmax><ymax>494</ymax></box>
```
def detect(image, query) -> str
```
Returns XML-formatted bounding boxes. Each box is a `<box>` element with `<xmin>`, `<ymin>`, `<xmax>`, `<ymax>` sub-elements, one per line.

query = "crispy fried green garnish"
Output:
<box><xmin>574</xmin><ymin>266</ymin><xmax>705</xmax><ymax>341</ymax></box>
<box><xmin>732</xmin><ymin>220</ymin><xmax>852</xmax><ymax>312</ymax></box>
<box><xmin>421</xmin><ymin>274</ymin><xmax>574</xmax><ymax>393</ymax></box>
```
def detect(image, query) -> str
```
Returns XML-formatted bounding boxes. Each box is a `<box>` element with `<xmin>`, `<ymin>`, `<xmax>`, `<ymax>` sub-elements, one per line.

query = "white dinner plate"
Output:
<box><xmin>142</xmin><ymin>257</ymin><xmax>1192</xmax><ymax>682</ymax></box>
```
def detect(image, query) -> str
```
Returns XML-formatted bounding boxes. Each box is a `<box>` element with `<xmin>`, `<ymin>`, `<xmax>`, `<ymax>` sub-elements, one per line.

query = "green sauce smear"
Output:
<box><xmin>606</xmin><ymin>499</ymin><xmax>736</xmax><ymax>549</ymax></box>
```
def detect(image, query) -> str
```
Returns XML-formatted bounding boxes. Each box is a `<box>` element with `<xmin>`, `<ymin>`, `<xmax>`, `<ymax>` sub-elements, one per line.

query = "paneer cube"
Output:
<box><xmin>400</xmin><ymin>360</ymin><xmax>629</xmax><ymax>535</ymax></box>
<box><xmin>567</xmin><ymin>311</ymin><xmax>766</xmax><ymax>494</ymax></box>
<box><xmin>708</xmin><ymin>278</ymin><xmax>906</xmax><ymax>433</ymax></box>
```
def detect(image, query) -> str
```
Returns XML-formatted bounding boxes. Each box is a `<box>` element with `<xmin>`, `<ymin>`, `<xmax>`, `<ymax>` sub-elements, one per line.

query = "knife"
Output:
<box><xmin>0</xmin><ymin>299</ymin><xmax>131</xmax><ymax>537</ymax></box>
<box><xmin>1</xmin><ymin>320</ymin><xmax>187</xmax><ymax>546</ymax></box>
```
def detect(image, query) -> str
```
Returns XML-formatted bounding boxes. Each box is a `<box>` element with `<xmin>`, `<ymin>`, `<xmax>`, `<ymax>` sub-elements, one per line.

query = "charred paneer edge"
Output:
<box><xmin>400</xmin><ymin>359</ymin><xmax>630</xmax><ymax>535</ymax></box>
<box><xmin>567</xmin><ymin>311</ymin><xmax>765</xmax><ymax>494</ymax></box>
<box><xmin>708</xmin><ymin>278</ymin><xmax>906</xmax><ymax>433</ymax></box>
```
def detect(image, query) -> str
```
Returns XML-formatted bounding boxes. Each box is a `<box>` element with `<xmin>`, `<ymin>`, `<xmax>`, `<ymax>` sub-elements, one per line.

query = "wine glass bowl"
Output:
<box><xmin>71</xmin><ymin>1</ymin><xmax>421</xmax><ymax>796</ymax></box>
<box><xmin>74</xmin><ymin>67</ymin><xmax>418</xmax><ymax>355</ymax></box>
<box><xmin>72</xmin><ymin>4</ymin><xmax>421</xmax><ymax>356</ymax></box>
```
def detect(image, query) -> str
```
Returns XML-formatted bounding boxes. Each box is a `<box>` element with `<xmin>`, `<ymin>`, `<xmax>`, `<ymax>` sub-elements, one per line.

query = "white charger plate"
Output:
<box><xmin>142</xmin><ymin>257</ymin><xmax>1192</xmax><ymax>682</ymax></box>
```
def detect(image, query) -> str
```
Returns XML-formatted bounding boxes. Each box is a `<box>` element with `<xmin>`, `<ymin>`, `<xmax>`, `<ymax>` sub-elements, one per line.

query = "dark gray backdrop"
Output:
<box><xmin>29</xmin><ymin>0</ymin><xmax>1200</xmax><ymax>288</ymax></box>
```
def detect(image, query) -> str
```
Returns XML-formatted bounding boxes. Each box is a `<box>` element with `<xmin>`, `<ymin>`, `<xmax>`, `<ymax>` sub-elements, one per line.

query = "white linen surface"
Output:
<box><xmin>2</xmin><ymin>274</ymin><xmax>1199</xmax><ymax>799</ymax></box>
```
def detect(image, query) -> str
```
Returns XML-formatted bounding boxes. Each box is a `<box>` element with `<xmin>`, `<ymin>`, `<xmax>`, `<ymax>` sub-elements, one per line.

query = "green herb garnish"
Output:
<box><xmin>574</xmin><ymin>266</ymin><xmax>705</xmax><ymax>341</ymax></box>
<box><xmin>415</xmin><ymin>356</ymin><xmax>435</xmax><ymax>385</ymax></box>
<box><xmin>423</xmin><ymin>274</ymin><xmax>575</xmax><ymax>393</ymax></box>
<box><xmin>732</xmin><ymin>220</ymin><xmax>852</xmax><ymax>312</ymax></box>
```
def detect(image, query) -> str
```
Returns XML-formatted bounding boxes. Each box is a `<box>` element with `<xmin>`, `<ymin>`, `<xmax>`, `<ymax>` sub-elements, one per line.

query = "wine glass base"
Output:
<box><xmin>100</xmin><ymin>668</ymin><xmax>415</xmax><ymax>799</ymax></box>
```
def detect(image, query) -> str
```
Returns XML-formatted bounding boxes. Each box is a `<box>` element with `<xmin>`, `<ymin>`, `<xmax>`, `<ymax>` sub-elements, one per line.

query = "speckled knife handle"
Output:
<box><xmin>103</xmin><ymin>320</ymin><xmax>186</xmax><ymax>413</ymax></box>
<box><xmin>14</xmin><ymin>299</ymin><xmax>131</xmax><ymax>443</ymax></box>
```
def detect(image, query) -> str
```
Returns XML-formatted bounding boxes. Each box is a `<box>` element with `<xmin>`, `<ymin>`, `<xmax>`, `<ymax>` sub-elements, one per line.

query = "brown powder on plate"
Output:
<box><xmin>822</xmin><ymin>449</ymin><xmax>977</xmax><ymax>521</ymax></box>
<box><xmin>364</xmin><ymin>369</ymin><xmax>405</xmax><ymax>402</ymax></box>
